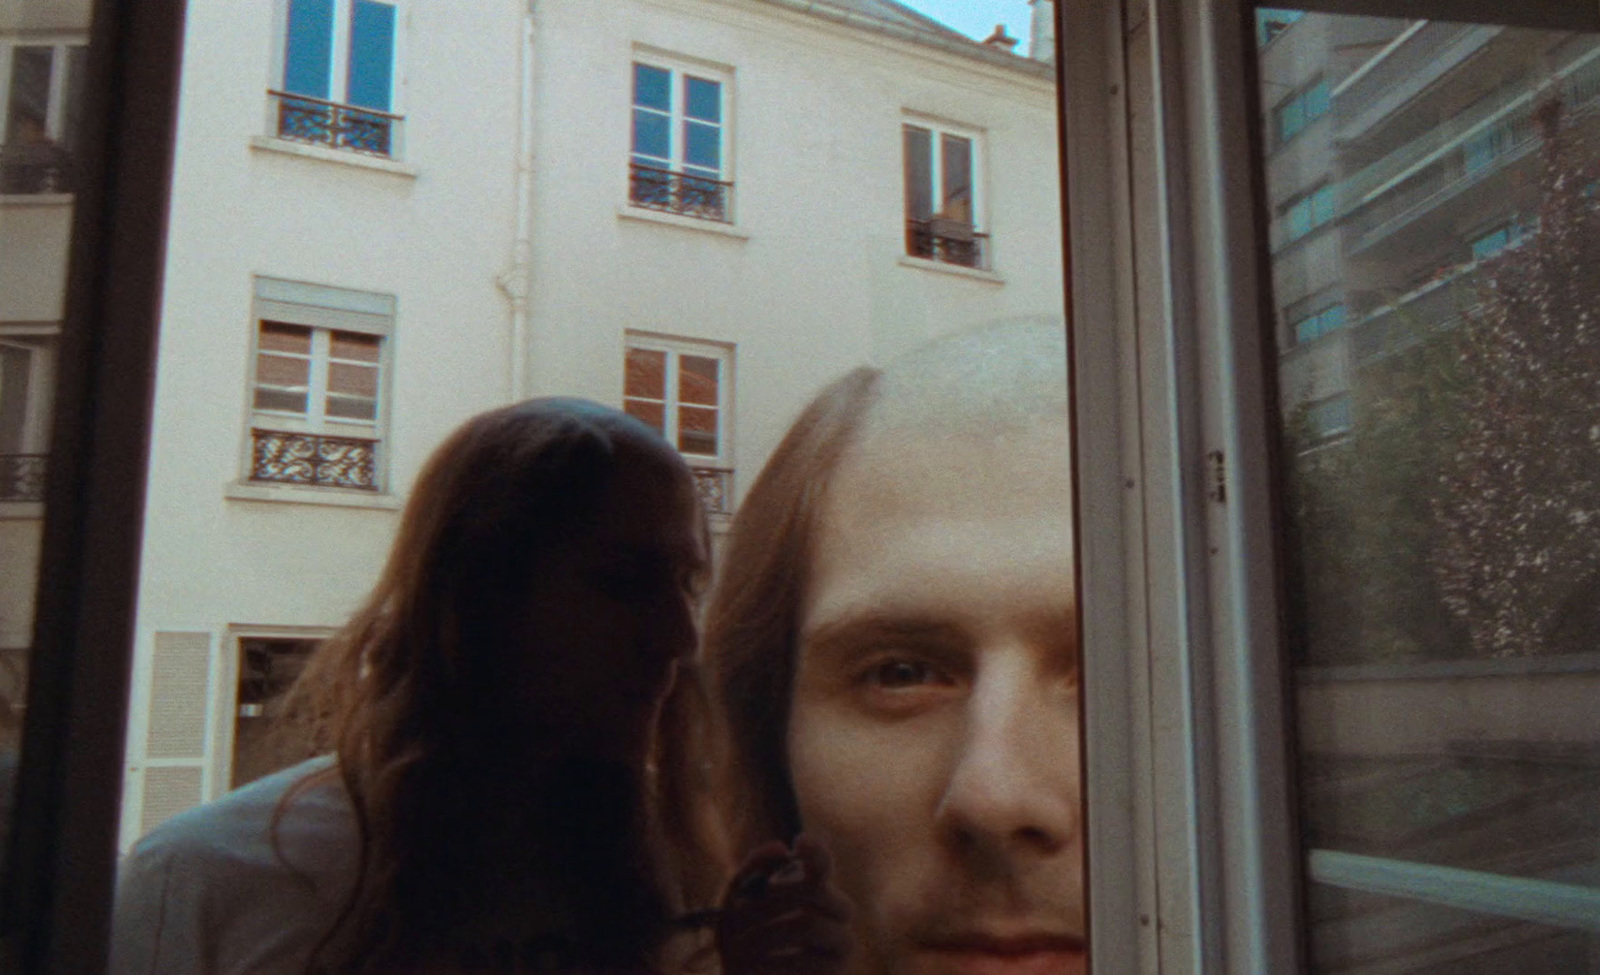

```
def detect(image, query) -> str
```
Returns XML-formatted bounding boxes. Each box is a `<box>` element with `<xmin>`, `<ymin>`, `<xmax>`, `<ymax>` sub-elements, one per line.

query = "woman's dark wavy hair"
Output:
<box><xmin>702</xmin><ymin>368</ymin><xmax>882</xmax><ymax>854</ymax></box>
<box><xmin>274</xmin><ymin>397</ymin><xmax>728</xmax><ymax>974</ymax></box>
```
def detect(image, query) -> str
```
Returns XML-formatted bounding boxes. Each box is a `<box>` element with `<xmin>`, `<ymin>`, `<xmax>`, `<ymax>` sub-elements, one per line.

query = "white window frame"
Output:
<box><xmin>627</xmin><ymin>49</ymin><xmax>734</xmax><ymax>222</ymax></box>
<box><xmin>901</xmin><ymin>114</ymin><xmax>988</xmax><ymax>248</ymax></box>
<box><xmin>0</xmin><ymin>326</ymin><xmax>57</xmax><ymax>456</ymax></box>
<box><xmin>1062</xmin><ymin>0</ymin><xmax>1600</xmax><ymax>972</ymax></box>
<box><xmin>622</xmin><ymin>332</ymin><xmax>734</xmax><ymax>470</ymax></box>
<box><xmin>241</xmin><ymin>277</ymin><xmax>395</xmax><ymax>493</ymax></box>
<box><xmin>269</xmin><ymin>0</ymin><xmax>402</xmax><ymax>112</ymax></box>
<box><xmin>264</xmin><ymin>0</ymin><xmax>405</xmax><ymax>160</ymax></box>
<box><xmin>0</xmin><ymin>37</ymin><xmax>86</xmax><ymax>145</ymax></box>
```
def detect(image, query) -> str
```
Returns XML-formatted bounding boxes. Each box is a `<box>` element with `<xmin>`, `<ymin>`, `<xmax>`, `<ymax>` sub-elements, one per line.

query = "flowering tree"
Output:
<box><xmin>1432</xmin><ymin>99</ymin><xmax>1600</xmax><ymax>658</ymax></box>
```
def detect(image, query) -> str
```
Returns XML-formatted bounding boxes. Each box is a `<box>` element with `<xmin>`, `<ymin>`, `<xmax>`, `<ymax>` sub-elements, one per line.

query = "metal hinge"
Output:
<box><xmin>1207</xmin><ymin>449</ymin><xmax>1227</xmax><ymax>504</ymax></box>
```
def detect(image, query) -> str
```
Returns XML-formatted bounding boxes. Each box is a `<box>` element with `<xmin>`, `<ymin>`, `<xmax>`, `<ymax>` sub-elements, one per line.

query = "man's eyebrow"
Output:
<box><xmin>800</xmin><ymin>613</ymin><xmax>968</xmax><ymax>658</ymax></box>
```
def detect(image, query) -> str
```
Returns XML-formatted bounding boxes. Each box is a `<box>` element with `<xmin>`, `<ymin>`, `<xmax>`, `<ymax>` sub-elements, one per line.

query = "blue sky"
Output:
<box><xmin>901</xmin><ymin>0</ymin><xmax>1036</xmax><ymax>50</ymax></box>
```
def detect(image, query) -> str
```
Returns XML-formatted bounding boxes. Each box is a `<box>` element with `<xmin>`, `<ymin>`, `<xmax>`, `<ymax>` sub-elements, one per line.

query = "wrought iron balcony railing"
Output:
<box><xmin>691</xmin><ymin>466</ymin><xmax>733</xmax><ymax>516</ymax></box>
<box><xmin>250</xmin><ymin>429</ymin><xmax>378</xmax><ymax>491</ymax></box>
<box><xmin>629</xmin><ymin>163</ymin><xmax>733</xmax><ymax>223</ymax></box>
<box><xmin>906</xmin><ymin>218</ymin><xmax>990</xmax><ymax>270</ymax></box>
<box><xmin>268</xmin><ymin>90</ymin><xmax>401</xmax><ymax>158</ymax></box>
<box><xmin>0</xmin><ymin>141</ymin><xmax>72</xmax><ymax>194</ymax></box>
<box><xmin>0</xmin><ymin>454</ymin><xmax>47</xmax><ymax>502</ymax></box>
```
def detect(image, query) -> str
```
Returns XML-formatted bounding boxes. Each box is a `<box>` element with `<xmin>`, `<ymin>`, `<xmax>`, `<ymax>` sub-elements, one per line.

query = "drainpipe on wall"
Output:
<box><xmin>498</xmin><ymin>0</ymin><xmax>538</xmax><ymax>400</ymax></box>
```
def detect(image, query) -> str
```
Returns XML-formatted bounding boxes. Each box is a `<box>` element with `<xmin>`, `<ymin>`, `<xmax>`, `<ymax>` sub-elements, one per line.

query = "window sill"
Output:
<box><xmin>249</xmin><ymin>136</ymin><xmax>417</xmax><ymax>179</ymax></box>
<box><xmin>0</xmin><ymin>192</ymin><xmax>73</xmax><ymax>207</ymax></box>
<box><xmin>225</xmin><ymin>480</ymin><xmax>403</xmax><ymax>510</ymax></box>
<box><xmin>616</xmin><ymin>205</ymin><xmax>750</xmax><ymax>240</ymax></box>
<box><xmin>0</xmin><ymin>502</ymin><xmax>44</xmax><ymax>521</ymax></box>
<box><xmin>897</xmin><ymin>255</ymin><xmax>1005</xmax><ymax>284</ymax></box>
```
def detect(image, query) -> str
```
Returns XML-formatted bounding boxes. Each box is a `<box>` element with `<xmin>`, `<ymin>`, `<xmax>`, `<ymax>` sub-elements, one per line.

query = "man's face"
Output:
<box><xmin>787</xmin><ymin>418</ymin><xmax>1084</xmax><ymax>975</ymax></box>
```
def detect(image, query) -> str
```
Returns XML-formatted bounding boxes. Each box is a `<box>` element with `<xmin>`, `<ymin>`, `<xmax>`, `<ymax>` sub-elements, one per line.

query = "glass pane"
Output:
<box><xmin>346</xmin><ymin>0</ymin><xmax>396</xmax><ymax>111</ymax></box>
<box><xmin>625</xmin><ymin>347</ymin><xmax>666</xmax><ymax>398</ymax></box>
<box><xmin>255</xmin><ymin>352</ymin><xmax>310</xmax><ymax>387</ymax></box>
<box><xmin>684</xmin><ymin>120</ymin><xmax>719</xmax><ymax>171</ymax></box>
<box><xmin>903</xmin><ymin>124</ymin><xmax>932</xmax><ymax>221</ymax></box>
<box><xmin>685</xmin><ymin>75</ymin><xmax>720</xmax><ymax>123</ymax></box>
<box><xmin>941</xmin><ymin>133</ymin><xmax>973</xmax><ymax>222</ymax></box>
<box><xmin>632</xmin><ymin>108</ymin><xmax>669</xmax><ymax>162</ymax></box>
<box><xmin>1257</xmin><ymin>12</ymin><xmax>1600</xmax><ymax>972</ymax></box>
<box><xmin>283</xmin><ymin>0</ymin><xmax>334</xmax><ymax>98</ymax></box>
<box><xmin>677</xmin><ymin>405</ymin><xmax>717</xmax><ymax>455</ymax></box>
<box><xmin>679</xmin><ymin>354</ymin><xmax>718</xmax><ymax>405</ymax></box>
<box><xmin>105</xmin><ymin>3</ymin><xmax>1077</xmax><ymax>973</ymax></box>
<box><xmin>259</xmin><ymin>321</ymin><xmax>312</xmax><ymax>353</ymax></box>
<box><xmin>324</xmin><ymin>394</ymin><xmax>377</xmax><ymax>421</ymax></box>
<box><xmin>253</xmin><ymin>388</ymin><xmax>309</xmax><ymax>414</ymax></box>
<box><xmin>633</xmin><ymin>62</ymin><xmax>670</xmax><ymax>111</ymax></box>
<box><xmin>623</xmin><ymin>396</ymin><xmax>664</xmax><ymax>434</ymax></box>
<box><xmin>329</xmin><ymin>329</ymin><xmax>380</xmax><ymax>362</ymax></box>
<box><xmin>326</xmin><ymin>361</ymin><xmax>377</xmax><ymax>397</ymax></box>
<box><xmin>5</xmin><ymin>46</ymin><xmax>50</xmax><ymax>144</ymax></box>
<box><xmin>0</xmin><ymin>344</ymin><xmax>28</xmax><ymax>453</ymax></box>
<box><xmin>1</xmin><ymin>0</ymin><xmax>98</xmax><ymax>908</ymax></box>
<box><xmin>232</xmin><ymin>638</ymin><xmax>318</xmax><ymax>789</ymax></box>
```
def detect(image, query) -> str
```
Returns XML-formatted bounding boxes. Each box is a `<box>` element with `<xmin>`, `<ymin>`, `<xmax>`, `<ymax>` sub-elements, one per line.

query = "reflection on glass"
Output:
<box><xmin>0</xmin><ymin>0</ymin><xmax>91</xmax><ymax>890</ymax></box>
<box><xmin>1257</xmin><ymin>9</ymin><xmax>1600</xmax><ymax>971</ymax></box>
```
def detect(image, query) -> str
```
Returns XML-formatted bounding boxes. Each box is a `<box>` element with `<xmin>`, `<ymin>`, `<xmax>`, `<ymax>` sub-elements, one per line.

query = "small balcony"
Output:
<box><xmin>0</xmin><ymin>142</ymin><xmax>72</xmax><ymax>195</ymax></box>
<box><xmin>250</xmin><ymin>429</ymin><xmax>377</xmax><ymax>491</ymax></box>
<box><xmin>0</xmin><ymin>454</ymin><xmax>47</xmax><ymax>502</ymax></box>
<box><xmin>267</xmin><ymin>91</ymin><xmax>401</xmax><ymax>158</ymax></box>
<box><xmin>628</xmin><ymin>163</ymin><xmax>732</xmax><ymax>223</ymax></box>
<box><xmin>906</xmin><ymin>217</ymin><xmax>990</xmax><ymax>270</ymax></box>
<box><xmin>691</xmin><ymin>466</ymin><xmax>733</xmax><ymax>516</ymax></box>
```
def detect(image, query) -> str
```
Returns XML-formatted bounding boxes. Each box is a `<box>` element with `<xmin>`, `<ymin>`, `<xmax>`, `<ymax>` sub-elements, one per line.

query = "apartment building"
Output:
<box><xmin>114</xmin><ymin>0</ymin><xmax>1063</xmax><ymax>849</ymax></box>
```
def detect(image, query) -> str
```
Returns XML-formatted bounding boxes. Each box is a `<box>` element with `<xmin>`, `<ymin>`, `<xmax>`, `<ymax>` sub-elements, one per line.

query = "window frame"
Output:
<box><xmin>901</xmin><ymin>113</ymin><xmax>989</xmax><ymax>269</ymax></box>
<box><xmin>627</xmin><ymin>51</ymin><xmax>735</xmax><ymax>223</ymax></box>
<box><xmin>622</xmin><ymin>332</ymin><xmax>735</xmax><ymax>470</ymax></box>
<box><xmin>240</xmin><ymin>277</ymin><xmax>395</xmax><ymax>495</ymax></box>
<box><xmin>1061</xmin><ymin>0</ymin><xmax>1600</xmax><ymax>972</ymax></box>
<box><xmin>271</xmin><ymin>0</ymin><xmax>400</xmax><ymax>113</ymax></box>
<box><xmin>0</xmin><ymin>37</ymin><xmax>87</xmax><ymax>146</ymax></box>
<box><xmin>265</xmin><ymin>0</ymin><xmax>404</xmax><ymax>159</ymax></box>
<box><xmin>216</xmin><ymin>625</ymin><xmax>330</xmax><ymax>795</ymax></box>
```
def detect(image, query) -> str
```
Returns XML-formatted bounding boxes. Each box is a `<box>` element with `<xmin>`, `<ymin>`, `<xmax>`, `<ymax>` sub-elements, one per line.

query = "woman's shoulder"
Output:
<box><xmin>126</xmin><ymin>754</ymin><xmax>351</xmax><ymax>875</ymax></box>
<box><xmin>110</xmin><ymin>756</ymin><xmax>358</xmax><ymax>975</ymax></box>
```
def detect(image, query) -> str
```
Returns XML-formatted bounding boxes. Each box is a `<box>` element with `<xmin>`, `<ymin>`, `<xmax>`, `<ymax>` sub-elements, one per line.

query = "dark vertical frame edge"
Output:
<box><xmin>1</xmin><ymin>0</ymin><xmax>187</xmax><ymax>971</ymax></box>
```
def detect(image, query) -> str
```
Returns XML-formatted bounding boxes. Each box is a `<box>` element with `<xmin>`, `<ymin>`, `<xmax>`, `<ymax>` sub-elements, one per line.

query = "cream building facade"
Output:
<box><xmin>118</xmin><ymin>0</ymin><xmax>1063</xmax><ymax>849</ymax></box>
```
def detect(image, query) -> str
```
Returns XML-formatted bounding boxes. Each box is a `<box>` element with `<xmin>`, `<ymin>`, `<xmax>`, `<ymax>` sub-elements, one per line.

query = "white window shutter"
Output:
<box><xmin>128</xmin><ymin>631</ymin><xmax>215</xmax><ymax>840</ymax></box>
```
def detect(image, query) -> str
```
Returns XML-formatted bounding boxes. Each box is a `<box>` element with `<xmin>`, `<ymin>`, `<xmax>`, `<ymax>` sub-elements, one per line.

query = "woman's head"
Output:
<box><xmin>283</xmin><ymin>398</ymin><xmax>718</xmax><ymax>971</ymax></box>
<box><xmin>300</xmin><ymin>396</ymin><xmax>707</xmax><ymax>766</ymax></box>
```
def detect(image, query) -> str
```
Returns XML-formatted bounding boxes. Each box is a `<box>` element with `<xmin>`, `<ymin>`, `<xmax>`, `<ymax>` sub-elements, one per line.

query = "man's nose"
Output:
<box><xmin>934</xmin><ymin>650</ymin><xmax>1081</xmax><ymax>863</ymax></box>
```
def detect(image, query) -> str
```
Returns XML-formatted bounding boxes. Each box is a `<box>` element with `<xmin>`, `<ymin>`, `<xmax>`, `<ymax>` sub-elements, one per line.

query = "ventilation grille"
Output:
<box><xmin>139</xmin><ymin>765</ymin><xmax>203</xmax><ymax>836</ymax></box>
<box><xmin>146</xmin><ymin>631</ymin><xmax>211</xmax><ymax>758</ymax></box>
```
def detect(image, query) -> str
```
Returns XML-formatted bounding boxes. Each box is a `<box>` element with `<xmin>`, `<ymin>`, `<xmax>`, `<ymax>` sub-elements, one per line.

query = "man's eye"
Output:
<box><xmin>866</xmin><ymin>659</ymin><xmax>944</xmax><ymax>688</ymax></box>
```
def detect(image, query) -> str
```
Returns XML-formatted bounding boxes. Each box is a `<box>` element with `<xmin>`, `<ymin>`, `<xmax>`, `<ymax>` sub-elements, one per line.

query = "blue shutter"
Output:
<box><xmin>284</xmin><ymin>0</ymin><xmax>334</xmax><ymax>99</ymax></box>
<box><xmin>347</xmin><ymin>0</ymin><xmax>396</xmax><ymax>111</ymax></box>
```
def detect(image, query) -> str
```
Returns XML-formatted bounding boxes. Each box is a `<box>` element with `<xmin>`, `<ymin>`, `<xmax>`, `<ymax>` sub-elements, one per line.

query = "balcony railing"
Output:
<box><xmin>250</xmin><ymin>430</ymin><xmax>377</xmax><ymax>490</ymax></box>
<box><xmin>268</xmin><ymin>90</ymin><xmax>401</xmax><ymax>158</ymax></box>
<box><xmin>691</xmin><ymin>466</ymin><xmax>733</xmax><ymax>516</ymax></box>
<box><xmin>0</xmin><ymin>141</ymin><xmax>72</xmax><ymax>194</ymax></box>
<box><xmin>628</xmin><ymin>163</ymin><xmax>732</xmax><ymax>222</ymax></box>
<box><xmin>0</xmin><ymin>454</ymin><xmax>47</xmax><ymax>502</ymax></box>
<box><xmin>906</xmin><ymin>217</ymin><xmax>990</xmax><ymax>270</ymax></box>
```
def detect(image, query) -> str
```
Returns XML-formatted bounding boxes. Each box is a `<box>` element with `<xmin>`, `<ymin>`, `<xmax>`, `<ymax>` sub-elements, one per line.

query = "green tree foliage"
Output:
<box><xmin>1432</xmin><ymin>100</ymin><xmax>1600</xmax><ymax>657</ymax></box>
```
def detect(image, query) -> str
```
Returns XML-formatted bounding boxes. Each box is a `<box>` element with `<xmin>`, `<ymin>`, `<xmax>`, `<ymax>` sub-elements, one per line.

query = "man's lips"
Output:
<box><xmin>916</xmin><ymin>934</ymin><xmax>1088</xmax><ymax>975</ymax></box>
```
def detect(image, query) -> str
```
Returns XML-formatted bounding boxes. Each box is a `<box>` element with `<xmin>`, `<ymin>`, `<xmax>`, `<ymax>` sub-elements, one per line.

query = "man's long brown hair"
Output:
<box><xmin>702</xmin><ymin>368</ymin><xmax>881</xmax><ymax>854</ymax></box>
<box><xmin>275</xmin><ymin>398</ymin><xmax>728</xmax><ymax>973</ymax></box>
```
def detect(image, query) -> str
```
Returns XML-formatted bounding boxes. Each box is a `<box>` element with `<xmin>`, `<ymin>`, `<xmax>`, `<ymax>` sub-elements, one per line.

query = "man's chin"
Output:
<box><xmin>902</xmin><ymin>946</ymin><xmax>1088</xmax><ymax>975</ymax></box>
